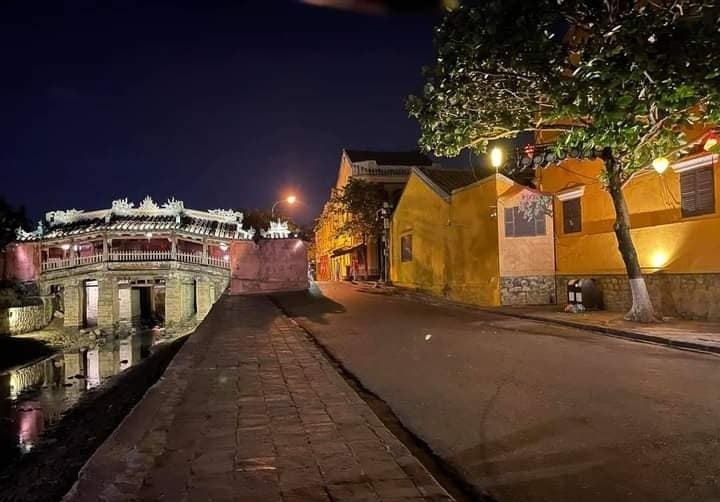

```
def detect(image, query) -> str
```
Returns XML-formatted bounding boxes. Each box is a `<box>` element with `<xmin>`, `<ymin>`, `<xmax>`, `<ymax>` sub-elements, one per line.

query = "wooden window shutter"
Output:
<box><xmin>681</xmin><ymin>165</ymin><xmax>715</xmax><ymax>217</ymax></box>
<box><xmin>563</xmin><ymin>199</ymin><xmax>581</xmax><ymax>233</ymax></box>
<box><xmin>504</xmin><ymin>208</ymin><xmax>515</xmax><ymax>237</ymax></box>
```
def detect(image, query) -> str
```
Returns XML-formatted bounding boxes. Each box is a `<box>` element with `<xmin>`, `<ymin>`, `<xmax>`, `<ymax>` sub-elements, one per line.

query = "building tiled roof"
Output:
<box><xmin>418</xmin><ymin>167</ymin><xmax>483</xmax><ymax>195</ymax></box>
<box><xmin>344</xmin><ymin>149</ymin><xmax>433</xmax><ymax>166</ymax></box>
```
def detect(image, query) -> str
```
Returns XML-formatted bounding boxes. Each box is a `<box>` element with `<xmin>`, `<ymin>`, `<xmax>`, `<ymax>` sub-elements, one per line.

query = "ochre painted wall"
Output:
<box><xmin>497</xmin><ymin>187</ymin><xmax>556</xmax><ymax>276</ymax></box>
<box><xmin>444</xmin><ymin>176</ymin><xmax>505</xmax><ymax>306</ymax></box>
<box><xmin>390</xmin><ymin>174</ymin><xmax>449</xmax><ymax>296</ymax></box>
<box><xmin>538</xmin><ymin>156</ymin><xmax>720</xmax><ymax>275</ymax></box>
<box><xmin>390</xmin><ymin>173</ymin><xmax>557</xmax><ymax>307</ymax></box>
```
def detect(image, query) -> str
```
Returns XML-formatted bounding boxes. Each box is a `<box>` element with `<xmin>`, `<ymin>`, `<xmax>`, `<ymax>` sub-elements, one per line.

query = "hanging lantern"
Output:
<box><xmin>652</xmin><ymin>157</ymin><xmax>670</xmax><ymax>174</ymax></box>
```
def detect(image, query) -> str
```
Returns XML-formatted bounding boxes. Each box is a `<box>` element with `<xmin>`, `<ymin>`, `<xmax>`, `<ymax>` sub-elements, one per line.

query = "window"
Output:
<box><xmin>681</xmin><ymin>165</ymin><xmax>715</xmax><ymax>217</ymax></box>
<box><xmin>563</xmin><ymin>198</ymin><xmax>582</xmax><ymax>234</ymax></box>
<box><xmin>400</xmin><ymin>234</ymin><xmax>412</xmax><ymax>262</ymax></box>
<box><xmin>504</xmin><ymin>207</ymin><xmax>546</xmax><ymax>237</ymax></box>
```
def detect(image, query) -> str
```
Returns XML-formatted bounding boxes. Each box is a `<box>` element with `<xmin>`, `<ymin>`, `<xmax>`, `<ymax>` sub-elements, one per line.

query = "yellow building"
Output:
<box><xmin>315</xmin><ymin>150</ymin><xmax>437</xmax><ymax>281</ymax></box>
<box><xmin>535</xmin><ymin>141</ymin><xmax>720</xmax><ymax>319</ymax></box>
<box><xmin>391</xmin><ymin>168</ymin><xmax>556</xmax><ymax>306</ymax></box>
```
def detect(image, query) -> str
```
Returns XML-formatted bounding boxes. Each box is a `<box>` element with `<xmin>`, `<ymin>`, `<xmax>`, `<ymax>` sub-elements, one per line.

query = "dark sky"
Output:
<box><xmin>1</xmin><ymin>0</ymin><xmax>445</xmax><ymax>226</ymax></box>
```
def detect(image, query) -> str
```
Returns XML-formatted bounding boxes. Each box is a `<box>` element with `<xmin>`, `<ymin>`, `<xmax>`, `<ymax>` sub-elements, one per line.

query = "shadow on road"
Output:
<box><xmin>271</xmin><ymin>283</ymin><xmax>346</xmax><ymax>325</ymax></box>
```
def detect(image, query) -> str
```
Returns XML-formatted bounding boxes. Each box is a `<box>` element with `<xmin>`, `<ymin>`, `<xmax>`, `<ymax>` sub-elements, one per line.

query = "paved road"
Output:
<box><xmin>274</xmin><ymin>282</ymin><xmax>720</xmax><ymax>502</ymax></box>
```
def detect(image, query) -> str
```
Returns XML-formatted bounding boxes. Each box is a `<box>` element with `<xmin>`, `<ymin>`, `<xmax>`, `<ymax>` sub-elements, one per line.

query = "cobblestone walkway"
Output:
<box><xmin>62</xmin><ymin>295</ymin><xmax>454</xmax><ymax>502</ymax></box>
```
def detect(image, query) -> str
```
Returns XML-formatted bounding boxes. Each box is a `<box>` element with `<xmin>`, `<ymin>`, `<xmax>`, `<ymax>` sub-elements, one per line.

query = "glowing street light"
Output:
<box><xmin>490</xmin><ymin>147</ymin><xmax>504</xmax><ymax>171</ymax></box>
<box><xmin>271</xmin><ymin>195</ymin><xmax>297</xmax><ymax>218</ymax></box>
<box><xmin>652</xmin><ymin>156</ymin><xmax>670</xmax><ymax>174</ymax></box>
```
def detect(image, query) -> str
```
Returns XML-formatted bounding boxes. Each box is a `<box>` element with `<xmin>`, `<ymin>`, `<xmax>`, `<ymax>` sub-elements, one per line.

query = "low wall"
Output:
<box><xmin>556</xmin><ymin>273</ymin><xmax>720</xmax><ymax>321</ymax></box>
<box><xmin>229</xmin><ymin>239</ymin><xmax>309</xmax><ymax>295</ymax></box>
<box><xmin>500</xmin><ymin>275</ymin><xmax>556</xmax><ymax>306</ymax></box>
<box><xmin>0</xmin><ymin>299</ymin><xmax>53</xmax><ymax>335</ymax></box>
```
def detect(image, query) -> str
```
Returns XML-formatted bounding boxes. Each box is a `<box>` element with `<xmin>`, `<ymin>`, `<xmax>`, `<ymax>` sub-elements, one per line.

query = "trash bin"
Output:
<box><xmin>566</xmin><ymin>278</ymin><xmax>603</xmax><ymax>309</ymax></box>
<box><xmin>567</xmin><ymin>279</ymin><xmax>582</xmax><ymax>304</ymax></box>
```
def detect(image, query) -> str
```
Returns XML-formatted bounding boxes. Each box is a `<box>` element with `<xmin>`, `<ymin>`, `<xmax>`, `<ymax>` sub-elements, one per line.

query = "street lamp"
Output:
<box><xmin>490</xmin><ymin>147</ymin><xmax>504</xmax><ymax>171</ymax></box>
<box><xmin>271</xmin><ymin>195</ymin><xmax>297</xmax><ymax>218</ymax></box>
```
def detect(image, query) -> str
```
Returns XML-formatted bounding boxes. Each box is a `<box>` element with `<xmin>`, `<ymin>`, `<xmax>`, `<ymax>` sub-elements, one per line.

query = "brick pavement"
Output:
<box><xmin>62</xmin><ymin>295</ymin><xmax>454</xmax><ymax>502</ymax></box>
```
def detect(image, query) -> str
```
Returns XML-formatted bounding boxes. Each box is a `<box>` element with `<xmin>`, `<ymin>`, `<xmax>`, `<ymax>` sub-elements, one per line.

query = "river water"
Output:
<box><xmin>0</xmin><ymin>331</ymin><xmax>157</xmax><ymax>463</ymax></box>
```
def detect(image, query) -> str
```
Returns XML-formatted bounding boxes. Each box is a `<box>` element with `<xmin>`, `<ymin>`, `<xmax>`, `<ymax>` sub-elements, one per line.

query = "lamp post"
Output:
<box><xmin>376</xmin><ymin>202</ymin><xmax>391</xmax><ymax>285</ymax></box>
<box><xmin>271</xmin><ymin>195</ymin><xmax>297</xmax><ymax>219</ymax></box>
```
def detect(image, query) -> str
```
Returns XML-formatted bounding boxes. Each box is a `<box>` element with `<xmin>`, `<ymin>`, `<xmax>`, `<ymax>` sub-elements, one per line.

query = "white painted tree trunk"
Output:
<box><xmin>624</xmin><ymin>277</ymin><xmax>660</xmax><ymax>322</ymax></box>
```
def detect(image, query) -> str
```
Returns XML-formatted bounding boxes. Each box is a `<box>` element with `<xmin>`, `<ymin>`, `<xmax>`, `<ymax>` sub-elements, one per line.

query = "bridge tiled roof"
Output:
<box><xmin>15</xmin><ymin>196</ymin><xmax>253</xmax><ymax>242</ymax></box>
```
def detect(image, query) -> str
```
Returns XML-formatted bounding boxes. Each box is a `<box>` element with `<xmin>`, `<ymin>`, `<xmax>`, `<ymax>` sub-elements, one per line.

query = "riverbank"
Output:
<box><xmin>0</xmin><ymin>334</ymin><xmax>187</xmax><ymax>502</ymax></box>
<box><xmin>0</xmin><ymin>337</ymin><xmax>55</xmax><ymax>374</ymax></box>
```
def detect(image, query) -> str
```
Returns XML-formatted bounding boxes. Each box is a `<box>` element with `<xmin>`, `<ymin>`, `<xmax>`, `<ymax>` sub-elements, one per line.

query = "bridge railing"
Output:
<box><xmin>41</xmin><ymin>250</ymin><xmax>231</xmax><ymax>272</ymax></box>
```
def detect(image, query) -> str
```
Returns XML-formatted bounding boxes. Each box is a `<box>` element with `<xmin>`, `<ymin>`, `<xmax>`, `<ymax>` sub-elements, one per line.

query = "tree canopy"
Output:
<box><xmin>0</xmin><ymin>198</ymin><xmax>29</xmax><ymax>249</ymax></box>
<box><xmin>408</xmin><ymin>0</ymin><xmax>720</xmax><ymax>174</ymax></box>
<box><xmin>241</xmin><ymin>208</ymin><xmax>299</xmax><ymax>233</ymax></box>
<box><xmin>408</xmin><ymin>0</ymin><xmax>720</xmax><ymax>322</ymax></box>
<box><xmin>329</xmin><ymin>178</ymin><xmax>387</xmax><ymax>244</ymax></box>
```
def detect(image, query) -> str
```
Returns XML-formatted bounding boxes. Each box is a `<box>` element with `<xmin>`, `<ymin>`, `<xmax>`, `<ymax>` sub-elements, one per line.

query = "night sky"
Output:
<box><xmin>1</xmin><ymin>0</ymin><xmax>449</xmax><ymax>226</ymax></box>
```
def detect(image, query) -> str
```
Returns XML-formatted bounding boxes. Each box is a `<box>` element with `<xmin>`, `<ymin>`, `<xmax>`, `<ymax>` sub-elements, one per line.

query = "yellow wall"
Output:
<box><xmin>538</xmin><ymin>156</ymin><xmax>720</xmax><ymax>275</ymax></box>
<box><xmin>444</xmin><ymin>176</ymin><xmax>505</xmax><ymax>306</ymax></box>
<box><xmin>390</xmin><ymin>174</ymin><xmax>449</xmax><ymax>296</ymax></box>
<box><xmin>390</xmin><ymin>173</ymin><xmax>557</xmax><ymax>307</ymax></box>
<box><xmin>497</xmin><ymin>187</ymin><xmax>556</xmax><ymax>276</ymax></box>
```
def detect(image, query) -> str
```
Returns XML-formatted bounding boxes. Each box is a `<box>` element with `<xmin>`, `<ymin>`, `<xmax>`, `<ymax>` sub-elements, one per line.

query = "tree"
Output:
<box><xmin>408</xmin><ymin>0</ymin><xmax>720</xmax><ymax>322</ymax></box>
<box><xmin>0</xmin><ymin>197</ymin><xmax>29</xmax><ymax>249</ymax></box>
<box><xmin>329</xmin><ymin>178</ymin><xmax>387</xmax><ymax>279</ymax></box>
<box><xmin>240</xmin><ymin>208</ymin><xmax>298</xmax><ymax>234</ymax></box>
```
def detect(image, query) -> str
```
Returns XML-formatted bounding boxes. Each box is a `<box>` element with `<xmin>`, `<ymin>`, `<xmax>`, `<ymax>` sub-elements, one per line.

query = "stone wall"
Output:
<box><xmin>0</xmin><ymin>300</ymin><xmax>52</xmax><ymax>335</ymax></box>
<box><xmin>229</xmin><ymin>239</ymin><xmax>308</xmax><ymax>295</ymax></box>
<box><xmin>500</xmin><ymin>276</ymin><xmax>556</xmax><ymax>306</ymax></box>
<box><xmin>556</xmin><ymin>273</ymin><xmax>720</xmax><ymax>321</ymax></box>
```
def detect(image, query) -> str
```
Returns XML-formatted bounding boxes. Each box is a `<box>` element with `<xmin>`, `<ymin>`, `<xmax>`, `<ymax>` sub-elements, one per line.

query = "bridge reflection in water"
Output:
<box><xmin>0</xmin><ymin>331</ymin><xmax>155</xmax><ymax>460</ymax></box>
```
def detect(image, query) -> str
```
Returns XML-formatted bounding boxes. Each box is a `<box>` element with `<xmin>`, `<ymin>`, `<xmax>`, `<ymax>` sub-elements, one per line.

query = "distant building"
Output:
<box><xmin>315</xmin><ymin>149</ymin><xmax>437</xmax><ymax>281</ymax></box>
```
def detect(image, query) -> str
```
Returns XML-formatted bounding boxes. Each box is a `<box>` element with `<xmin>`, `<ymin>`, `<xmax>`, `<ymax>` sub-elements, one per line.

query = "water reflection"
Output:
<box><xmin>0</xmin><ymin>331</ymin><xmax>156</xmax><ymax>462</ymax></box>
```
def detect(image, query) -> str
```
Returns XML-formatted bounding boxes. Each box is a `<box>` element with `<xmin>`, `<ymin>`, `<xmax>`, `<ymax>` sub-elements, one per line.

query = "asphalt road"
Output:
<box><xmin>273</xmin><ymin>282</ymin><xmax>720</xmax><ymax>502</ymax></box>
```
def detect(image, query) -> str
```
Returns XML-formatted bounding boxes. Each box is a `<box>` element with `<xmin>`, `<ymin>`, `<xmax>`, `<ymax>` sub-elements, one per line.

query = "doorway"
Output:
<box><xmin>129</xmin><ymin>279</ymin><xmax>166</xmax><ymax>327</ymax></box>
<box><xmin>82</xmin><ymin>280</ymin><xmax>98</xmax><ymax>328</ymax></box>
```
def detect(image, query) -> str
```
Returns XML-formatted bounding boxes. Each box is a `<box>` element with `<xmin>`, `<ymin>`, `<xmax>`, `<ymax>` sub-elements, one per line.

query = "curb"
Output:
<box><xmin>383</xmin><ymin>286</ymin><xmax>720</xmax><ymax>356</ymax></box>
<box><xmin>488</xmin><ymin>310</ymin><xmax>720</xmax><ymax>355</ymax></box>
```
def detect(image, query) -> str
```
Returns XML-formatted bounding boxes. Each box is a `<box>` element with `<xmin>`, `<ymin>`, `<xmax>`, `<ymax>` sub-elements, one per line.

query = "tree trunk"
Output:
<box><xmin>359</xmin><ymin>243</ymin><xmax>368</xmax><ymax>280</ymax></box>
<box><xmin>604</xmin><ymin>154</ymin><xmax>661</xmax><ymax>323</ymax></box>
